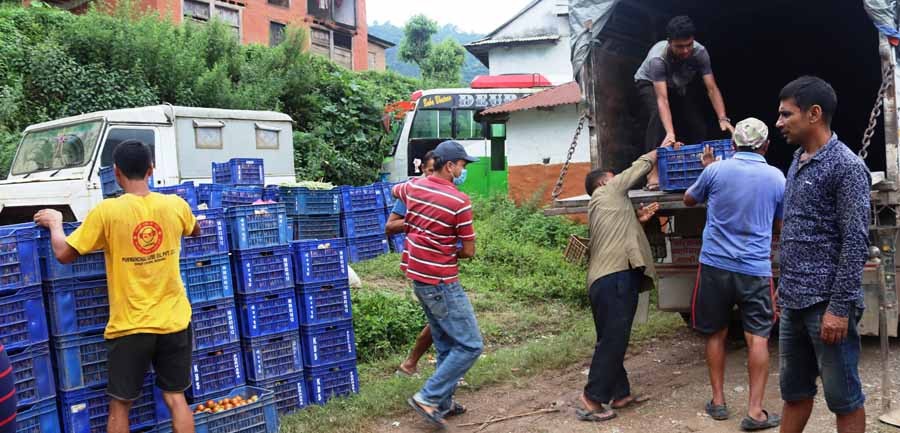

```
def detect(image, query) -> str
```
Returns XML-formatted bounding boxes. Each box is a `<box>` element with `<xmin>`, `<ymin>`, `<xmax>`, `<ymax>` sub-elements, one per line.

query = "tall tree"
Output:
<box><xmin>421</xmin><ymin>38</ymin><xmax>465</xmax><ymax>87</ymax></box>
<box><xmin>398</xmin><ymin>14</ymin><xmax>437</xmax><ymax>69</ymax></box>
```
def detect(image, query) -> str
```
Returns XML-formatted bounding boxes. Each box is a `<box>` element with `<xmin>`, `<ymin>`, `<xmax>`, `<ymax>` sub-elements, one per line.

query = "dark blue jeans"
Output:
<box><xmin>584</xmin><ymin>270</ymin><xmax>641</xmax><ymax>404</ymax></box>
<box><xmin>779</xmin><ymin>301</ymin><xmax>865</xmax><ymax>414</ymax></box>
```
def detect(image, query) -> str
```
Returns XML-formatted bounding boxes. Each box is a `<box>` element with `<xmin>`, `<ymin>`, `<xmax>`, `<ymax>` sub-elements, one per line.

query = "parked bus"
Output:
<box><xmin>384</xmin><ymin>74</ymin><xmax>552</xmax><ymax>197</ymax></box>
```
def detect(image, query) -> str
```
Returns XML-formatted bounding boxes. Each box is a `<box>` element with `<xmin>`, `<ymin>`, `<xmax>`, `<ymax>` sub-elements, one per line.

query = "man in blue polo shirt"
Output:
<box><xmin>684</xmin><ymin>117</ymin><xmax>784</xmax><ymax>431</ymax></box>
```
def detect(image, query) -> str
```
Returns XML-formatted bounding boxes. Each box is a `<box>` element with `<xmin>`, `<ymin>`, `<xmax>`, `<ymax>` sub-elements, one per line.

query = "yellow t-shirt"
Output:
<box><xmin>67</xmin><ymin>192</ymin><xmax>197</xmax><ymax>339</ymax></box>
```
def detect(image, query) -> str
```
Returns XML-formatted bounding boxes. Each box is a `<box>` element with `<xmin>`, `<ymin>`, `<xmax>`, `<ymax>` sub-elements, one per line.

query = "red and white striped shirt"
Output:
<box><xmin>393</xmin><ymin>176</ymin><xmax>476</xmax><ymax>284</ymax></box>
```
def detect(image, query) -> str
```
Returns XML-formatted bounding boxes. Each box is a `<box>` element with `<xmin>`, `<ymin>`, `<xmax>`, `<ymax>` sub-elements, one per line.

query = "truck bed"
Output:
<box><xmin>545</xmin><ymin>189</ymin><xmax>696</xmax><ymax>216</ymax></box>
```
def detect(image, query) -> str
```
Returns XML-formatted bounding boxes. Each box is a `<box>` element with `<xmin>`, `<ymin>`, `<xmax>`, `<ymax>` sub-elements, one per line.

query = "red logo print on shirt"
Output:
<box><xmin>132</xmin><ymin>221</ymin><xmax>164</xmax><ymax>255</ymax></box>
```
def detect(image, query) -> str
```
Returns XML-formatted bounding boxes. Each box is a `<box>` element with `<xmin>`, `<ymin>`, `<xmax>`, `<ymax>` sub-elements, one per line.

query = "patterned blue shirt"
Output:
<box><xmin>778</xmin><ymin>133</ymin><xmax>870</xmax><ymax>317</ymax></box>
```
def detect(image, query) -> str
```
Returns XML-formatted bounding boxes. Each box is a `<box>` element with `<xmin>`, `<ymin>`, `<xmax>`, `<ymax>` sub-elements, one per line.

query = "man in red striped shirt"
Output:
<box><xmin>393</xmin><ymin>140</ymin><xmax>481</xmax><ymax>429</ymax></box>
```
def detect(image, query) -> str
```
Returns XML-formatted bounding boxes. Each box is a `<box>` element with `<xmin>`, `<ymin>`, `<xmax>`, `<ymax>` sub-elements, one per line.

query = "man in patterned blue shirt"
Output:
<box><xmin>775</xmin><ymin>76</ymin><xmax>870</xmax><ymax>433</ymax></box>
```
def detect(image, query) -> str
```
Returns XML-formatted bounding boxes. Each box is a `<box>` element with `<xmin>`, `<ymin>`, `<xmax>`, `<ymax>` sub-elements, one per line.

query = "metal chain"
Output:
<box><xmin>860</xmin><ymin>62</ymin><xmax>895</xmax><ymax>160</ymax></box>
<box><xmin>551</xmin><ymin>112</ymin><xmax>591</xmax><ymax>202</ymax></box>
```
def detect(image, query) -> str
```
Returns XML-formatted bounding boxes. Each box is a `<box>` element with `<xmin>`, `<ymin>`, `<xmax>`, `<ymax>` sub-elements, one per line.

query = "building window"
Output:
<box><xmin>267</xmin><ymin>0</ymin><xmax>288</xmax><ymax>7</ymax></box>
<box><xmin>310</xmin><ymin>27</ymin><xmax>353</xmax><ymax>69</ymax></box>
<box><xmin>183</xmin><ymin>0</ymin><xmax>241</xmax><ymax>40</ymax></box>
<box><xmin>183</xmin><ymin>0</ymin><xmax>210</xmax><ymax>21</ymax></box>
<box><xmin>269</xmin><ymin>22</ymin><xmax>286</xmax><ymax>46</ymax></box>
<box><xmin>367</xmin><ymin>51</ymin><xmax>376</xmax><ymax>70</ymax></box>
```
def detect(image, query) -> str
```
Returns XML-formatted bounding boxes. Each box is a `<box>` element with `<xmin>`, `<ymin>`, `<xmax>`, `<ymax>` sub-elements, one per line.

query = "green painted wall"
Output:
<box><xmin>458</xmin><ymin>157</ymin><xmax>508</xmax><ymax>198</ymax></box>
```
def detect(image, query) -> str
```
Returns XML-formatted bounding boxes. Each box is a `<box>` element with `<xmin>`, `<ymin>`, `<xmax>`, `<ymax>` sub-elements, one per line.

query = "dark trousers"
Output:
<box><xmin>636</xmin><ymin>79</ymin><xmax>707</xmax><ymax>152</ymax></box>
<box><xmin>584</xmin><ymin>269</ymin><xmax>642</xmax><ymax>404</ymax></box>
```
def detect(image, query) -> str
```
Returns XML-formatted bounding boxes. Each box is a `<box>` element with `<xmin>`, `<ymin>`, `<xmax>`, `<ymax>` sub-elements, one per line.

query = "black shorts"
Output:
<box><xmin>691</xmin><ymin>265</ymin><xmax>775</xmax><ymax>338</ymax></box>
<box><xmin>106</xmin><ymin>324</ymin><xmax>193</xmax><ymax>401</ymax></box>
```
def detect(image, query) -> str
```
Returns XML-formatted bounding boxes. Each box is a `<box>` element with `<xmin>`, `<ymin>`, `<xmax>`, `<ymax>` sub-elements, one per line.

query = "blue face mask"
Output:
<box><xmin>453</xmin><ymin>168</ymin><xmax>467</xmax><ymax>185</ymax></box>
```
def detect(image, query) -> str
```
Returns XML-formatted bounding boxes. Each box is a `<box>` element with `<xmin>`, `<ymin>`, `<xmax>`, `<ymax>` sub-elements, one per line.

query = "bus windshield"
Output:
<box><xmin>11</xmin><ymin>120</ymin><xmax>103</xmax><ymax>175</ymax></box>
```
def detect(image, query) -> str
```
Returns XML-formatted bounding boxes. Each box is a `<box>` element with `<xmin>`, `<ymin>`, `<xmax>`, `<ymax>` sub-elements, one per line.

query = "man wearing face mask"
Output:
<box><xmin>393</xmin><ymin>140</ymin><xmax>480</xmax><ymax>429</ymax></box>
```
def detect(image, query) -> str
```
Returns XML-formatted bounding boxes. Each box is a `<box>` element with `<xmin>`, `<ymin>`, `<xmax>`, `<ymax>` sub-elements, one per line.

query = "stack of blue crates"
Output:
<box><xmin>98</xmin><ymin>166</ymin><xmax>153</xmax><ymax>199</ymax></box>
<box><xmin>0</xmin><ymin>225</ymin><xmax>58</xmax><ymax>433</ymax></box>
<box><xmin>291</xmin><ymin>238</ymin><xmax>359</xmax><ymax>405</ymax></box>
<box><xmin>279</xmin><ymin>186</ymin><xmax>342</xmax><ymax>241</ymax></box>
<box><xmin>340</xmin><ymin>185</ymin><xmax>389</xmax><ymax>263</ymax></box>
<box><xmin>169</xmin><ymin>206</ymin><xmax>244</xmax><ymax>418</ymax></box>
<box><xmin>152</xmin><ymin>181</ymin><xmax>199</xmax><ymax>209</ymax></box>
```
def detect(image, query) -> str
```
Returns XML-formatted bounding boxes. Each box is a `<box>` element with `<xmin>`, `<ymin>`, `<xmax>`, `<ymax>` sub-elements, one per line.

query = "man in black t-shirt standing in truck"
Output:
<box><xmin>634</xmin><ymin>15</ymin><xmax>733</xmax><ymax>188</ymax></box>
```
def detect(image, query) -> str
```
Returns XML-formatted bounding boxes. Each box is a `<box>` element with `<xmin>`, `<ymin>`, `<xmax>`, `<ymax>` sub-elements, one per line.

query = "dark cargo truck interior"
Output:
<box><xmin>590</xmin><ymin>0</ymin><xmax>887</xmax><ymax>175</ymax></box>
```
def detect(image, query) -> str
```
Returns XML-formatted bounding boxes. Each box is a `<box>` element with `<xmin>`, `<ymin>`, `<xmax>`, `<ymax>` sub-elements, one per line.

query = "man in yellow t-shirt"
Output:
<box><xmin>34</xmin><ymin>140</ymin><xmax>199</xmax><ymax>433</ymax></box>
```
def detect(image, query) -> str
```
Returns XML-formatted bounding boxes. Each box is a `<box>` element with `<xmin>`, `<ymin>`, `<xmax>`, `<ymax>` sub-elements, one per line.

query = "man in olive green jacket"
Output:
<box><xmin>576</xmin><ymin>148</ymin><xmax>661</xmax><ymax>422</ymax></box>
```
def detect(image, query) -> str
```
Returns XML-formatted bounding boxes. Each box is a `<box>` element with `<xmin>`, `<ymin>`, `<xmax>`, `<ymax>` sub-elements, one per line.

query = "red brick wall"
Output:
<box><xmin>240</xmin><ymin>0</ymin><xmax>307</xmax><ymax>46</ymax></box>
<box><xmin>350</xmin><ymin>0</ymin><xmax>367</xmax><ymax>71</ymax></box>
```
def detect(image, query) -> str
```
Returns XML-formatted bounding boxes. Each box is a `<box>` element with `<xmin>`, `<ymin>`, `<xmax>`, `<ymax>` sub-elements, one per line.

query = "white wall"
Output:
<box><xmin>505</xmin><ymin>104</ymin><xmax>590</xmax><ymax>166</ymax></box>
<box><xmin>488</xmin><ymin>41</ymin><xmax>573</xmax><ymax>85</ymax></box>
<box><xmin>484</xmin><ymin>0</ymin><xmax>574</xmax><ymax>85</ymax></box>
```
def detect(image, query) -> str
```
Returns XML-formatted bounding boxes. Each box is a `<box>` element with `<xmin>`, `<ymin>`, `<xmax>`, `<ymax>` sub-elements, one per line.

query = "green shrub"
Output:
<box><xmin>351</xmin><ymin>289</ymin><xmax>425</xmax><ymax>362</ymax></box>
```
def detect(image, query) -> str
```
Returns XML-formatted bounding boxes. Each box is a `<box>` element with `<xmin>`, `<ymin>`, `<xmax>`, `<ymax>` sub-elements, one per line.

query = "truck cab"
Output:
<box><xmin>0</xmin><ymin>105</ymin><xmax>296</xmax><ymax>224</ymax></box>
<box><xmin>552</xmin><ymin>0</ymin><xmax>900</xmax><ymax>336</ymax></box>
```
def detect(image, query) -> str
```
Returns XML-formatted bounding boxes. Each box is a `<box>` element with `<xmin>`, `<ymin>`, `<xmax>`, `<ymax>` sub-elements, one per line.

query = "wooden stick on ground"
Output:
<box><xmin>457</xmin><ymin>408</ymin><xmax>560</xmax><ymax>428</ymax></box>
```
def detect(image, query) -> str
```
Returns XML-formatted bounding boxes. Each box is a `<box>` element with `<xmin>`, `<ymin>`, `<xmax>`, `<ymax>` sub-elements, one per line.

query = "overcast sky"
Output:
<box><xmin>367</xmin><ymin>0</ymin><xmax>535</xmax><ymax>34</ymax></box>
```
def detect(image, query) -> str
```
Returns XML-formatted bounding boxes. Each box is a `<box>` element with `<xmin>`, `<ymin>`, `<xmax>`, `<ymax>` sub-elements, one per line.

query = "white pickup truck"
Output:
<box><xmin>0</xmin><ymin>105</ymin><xmax>296</xmax><ymax>224</ymax></box>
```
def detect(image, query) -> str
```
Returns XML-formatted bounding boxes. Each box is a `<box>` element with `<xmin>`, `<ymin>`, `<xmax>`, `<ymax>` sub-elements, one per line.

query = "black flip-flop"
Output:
<box><xmin>611</xmin><ymin>394</ymin><xmax>650</xmax><ymax>409</ymax></box>
<box><xmin>741</xmin><ymin>410</ymin><xmax>781</xmax><ymax>431</ymax></box>
<box><xmin>706</xmin><ymin>400</ymin><xmax>729</xmax><ymax>421</ymax></box>
<box><xmin>408</xmin><ymin>398</ymin><xmax>446</xmax><ymax>429</ymax></box>
<box><xmin>575</xmin><ymin>407</ymin><xmax>617</xmax><ymax>422</ymax></box>
<box><xmin>446</xmin><ymin>401</ymin><xmax>466</xmax><ymax>417</ymax></box>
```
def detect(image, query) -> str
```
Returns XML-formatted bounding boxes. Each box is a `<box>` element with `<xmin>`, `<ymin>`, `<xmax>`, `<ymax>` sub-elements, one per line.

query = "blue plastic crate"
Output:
<box><xmin>153</xmin><ymin>181</ymin><xmax>199</xmax><ymax>209</ymax></box>
<box><xmin>241</xmin><ymin>332</ymin><xmax>304</xmax><ymax>382</ymax></box>
<box><xmin>182</xmin><ymin>208</ymin><xmax>229</xmax><ymax>259</ymax></box>
<box><xmin>290</xmin><ymin>239</ymin><xmax>348</xmax><ymax>284</ymax></box>
<box><xmin>224</xmin><ymin>204</ymin><xmax>289</xmax><ymax>251</ymax></box>
<box><xmin>341</xmin><ymin>210</ymin><xmax>387</xmax><ymax>239</ymax></box>
<box><xmin>192</xmin><ymin>299</ymin><xmax>239</xmax><ymax>352</ymax></box>
<box><xmin>53</xmin><ymin>333</ymin><xmax>107</xmax><ymax>391</ymax></box>
<box><xmin>212</xmin><ymin>158</ymin><xmax>265</xmax><ymax>186</ymax></box>
<box><xmin>389</xmin><ymin>233</ymin><xmax>405</xmax><ymax>253</ymax></box>
<box><xmin>37</xmin><ymin>223</ymin><xmax>105</xmax><ymax>281</ymax></box>
<box><xmin>347</xmin><ymin>235</ymin><xmax>390</xmax><ymax>263</ymax></box>
<box><xmin>0</xmin><ymin>226</ymin><xmax>40</xmax><ymax>292</ymax></box>
<box><xmin>235</xmin><ymin>289</ymin><xmax>298</xmax><ymax>339</ymax></box>
<box><xmin>189</xmin><ymin>344</ymin><xmax>245</xmax><ymax>401</ymax></box>
<box><xmin>262</xmin><ymin>185</ymin><xmax>280</xmax><ymax>202</ymax></box>
<box><xmin>231</xmin><ymin>246</ymin><xmax>293</xmax><ymax>295</ymax></box>
<box><xmin>247</xmin><ymin>373</ymin><xmax>307</xmax><ymax>415</ymax></box>
<box><xmin>8</xmin><ymin>343</ymin><xmax>55</xmax><ymax>408</ymax></box>
<box><xmin>278</xmin><ymin>187</ymin><xmax>342</xmax><ymax>216</ymax></box>
<box><xmin>43</xmin><ymin>278</ymin><xmax>108</xmax><ymax>337</ymax></box>
<box><xmin>658</xmin><ymin>139</ymin><xmax>735</xmax><ymax>192</ymax></box>
<box><xmin>296</xmin><ymin>280</ymin><xmax>352</xmax><ymax>326</ymax></box>
<box><xmin>180</xmin><ymin>253</ymin><xmax>234</xmax><ymax>304</ymax></box>
<box><xmin>98</xmin><ymin>166</ymin><xmax>153</xmax><ymax>198</ymax></box>
<box><xmin>14</xmin><ymin>398</ymin><xmax>60</xmax><ymax>433</ymax></box>
<box><xmin>304</xmin><ymin>360</ymin><xmax>359</xmax><ymax>405</ymax></box>
<box><xmin>0</xmin><ymin>285</ymin><xmax>48</xmax><ymax>352</ymax></box>
<box><xmin>299</xmin><ymin>319</ymin><xmax>356</xmax><ymax>367</ymax></box>
<box><xmin>157</xmin><ymin>386</ymin><xmax>278</xmax><ymax>433</ymax></box>
<box><xmin>288</xmin><ymin>215</ymin><xmax>342</xmax><ymax>241</ymax></box>
<box><xmin>220</xmin><ymin>186</ymin><xmax>264</xmax><ymax>209</ymax></box>
<box><xmin>378</xmin><ymin>182</ymin><xmax>394</xmax><ymax>208</ymax></box>
<box><xmin>339</xmin><ymin>185</ymin><xmax>385</xmax><ymax>213</ymax></box>
<box><xmin>61</xmin><ymin>380</ymin><xmax>156</xmax><ymax>433</ymax></box>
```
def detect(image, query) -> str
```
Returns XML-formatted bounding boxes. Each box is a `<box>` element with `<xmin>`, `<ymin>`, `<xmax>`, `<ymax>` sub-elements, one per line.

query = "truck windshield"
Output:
<box><xmin>11</xmin><ymin>120</ymin><xmax>103</xmax><ymax>176</ymax></box>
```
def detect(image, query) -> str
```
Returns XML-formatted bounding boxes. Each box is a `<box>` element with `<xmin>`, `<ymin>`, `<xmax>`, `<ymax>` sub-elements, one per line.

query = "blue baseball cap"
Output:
<box><xmin>433</xmin><ymin>140</ymin><xmax>479</xmax><ymax>163</ymax></box>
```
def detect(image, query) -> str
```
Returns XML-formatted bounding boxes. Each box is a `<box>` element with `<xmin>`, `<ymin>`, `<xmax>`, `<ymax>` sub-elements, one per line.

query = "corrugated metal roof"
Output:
<box><xmin>481</xmin><ymin>81</ymin><xmax>581</xmax><ymax>115</ymax></box>
<box><xmin>466</xmin><ymin>34</ymin><xmax>560</xmax><ymax>48</ymax></box>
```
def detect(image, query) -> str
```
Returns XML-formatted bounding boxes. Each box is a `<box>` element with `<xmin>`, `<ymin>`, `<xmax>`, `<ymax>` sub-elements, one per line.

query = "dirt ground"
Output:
<box><xmin>369</xmin><ymin>328</ymin><xmax>900</xmax><ymax>433</ymax></box>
